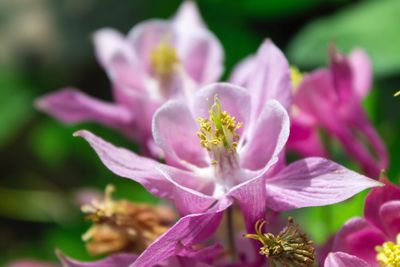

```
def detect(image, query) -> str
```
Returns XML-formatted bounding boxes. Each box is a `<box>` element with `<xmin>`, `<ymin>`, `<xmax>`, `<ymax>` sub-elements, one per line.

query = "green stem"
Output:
<box><xmin>227</xmin><ymin>206</ymin><xmax>237</xmax><ymax>260</ymax></box>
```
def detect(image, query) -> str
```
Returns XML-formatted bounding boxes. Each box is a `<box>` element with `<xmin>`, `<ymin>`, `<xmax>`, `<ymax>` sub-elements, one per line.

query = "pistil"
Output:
<box><xmin>197</xmin><ymin>95</ymin><xmax>242</xmax><ymax>178</ymax></box>
<box><xmin>244</xmin><ymin>217</ymin><xmax>315</xmax><ymax>267</ymax></box>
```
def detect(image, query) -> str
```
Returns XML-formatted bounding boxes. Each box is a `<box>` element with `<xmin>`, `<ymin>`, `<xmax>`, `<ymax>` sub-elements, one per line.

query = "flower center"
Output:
<box><xmin>244</xmin><ymin>217</ymin><xmax>315</xmax><ymax>267</ymax></box>
<box><xmin>150</xmin><ymin>39</ymin><xmax>179</xmax><ymax>79</ymax></box>
<box><xmin>376</xmin><ymin>234</ymin><xmax>400</xmax><ymax>267</ymax></box>
<box><xmin>197</xmin><ymin>95</ymin><xmax>242</xmax><ymax>175</ymax></box>
<box><xmin>290</xmin><ymin>66</ymin><xmax>304</xmax><ymax>90</ymax></box>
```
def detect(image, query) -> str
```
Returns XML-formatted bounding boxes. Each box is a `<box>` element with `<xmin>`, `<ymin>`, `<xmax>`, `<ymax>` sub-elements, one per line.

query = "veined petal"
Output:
<box><xmin>239</xmin><ymin>100</ymin><xmax>290</xmax><ymax>171</ymax></box>
<box><xmin>265</xmin><ymin>157</ymin><xmax>382</xmax><ymax>211</ymax></box>
<box><xmin>35</xmin><ymin>88</ymin><xmax>134</xmax><ymax>128</ymax></box>
<box><xmin>152</xmin><ymin>100</ymin><xmax>208</xmax><ymax>169</ymax></box>
<box><xmin>379</xmin><ymin>200</ymin><xmax>400</xmax><ymax>240</ymax></box>
<box><xmin>333</xmin><ymin>218</ymin><xmax>385</xmax><ymax>265</ymax></box>
<box><xmin>325</xmin><ymin>252</ymin><xmax>370</xmax><ymax>267</ymax></box>
<box><xmin>231</xmin><ymin>39</ymin><xmax>291</xmax><ymax>113</ymax></box>
<box><xmin>348</xmin><ymin>49</ymin><xmax>372</xmax><ymax>99</ymax></box>
<box><xmin>74</xmin><ymin>130</ymin><xmax>210</xmax><ymax>208</ymax></box>
<box><xmin>364</xmin><ymin>179</ymin><xmax>400</xmax><ymax>233</ymax></box>
<box><xmin>193</xmin><ymin>83</ymin><xmax>251</xmax><ymax>133</ymax></box>
<box><xmin>57</xmin><ymin>251</ymin><xmax>136</xmax><ymax>267</ymax></box>
<box><xmin>131</xmin><ymin>198</ymin><xmax>232</xmax><ymax>267</ymax></box>
<box><xmin>228</xmin><ymin>172</ymin><xmax>267</xmax><ymax>232</ymax></box>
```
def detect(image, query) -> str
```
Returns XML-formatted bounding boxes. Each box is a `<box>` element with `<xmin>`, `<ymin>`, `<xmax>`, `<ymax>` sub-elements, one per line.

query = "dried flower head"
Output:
<box><xmin>81</xmin><ymin>184</ymin><xmax>175</xmax><ymax>256</ymax></box>
<box><xmin>244</xmin><ymin>217</ymin><xmax>315</xmax><ymax>267</ymax></box>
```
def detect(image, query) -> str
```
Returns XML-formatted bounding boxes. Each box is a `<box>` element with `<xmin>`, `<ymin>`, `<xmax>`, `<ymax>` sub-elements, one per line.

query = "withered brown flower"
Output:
<box><xmin>81</xmin><ymin>185</ymin><xmax>175</xmax><ymax>256</ymax></box>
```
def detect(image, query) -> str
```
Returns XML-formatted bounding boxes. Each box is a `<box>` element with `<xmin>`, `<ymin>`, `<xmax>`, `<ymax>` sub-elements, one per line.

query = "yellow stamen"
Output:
<box><xmin>394</xmin><ymin>90</ymin><xmax>400</xmax><ymax>97</ymax></box>
<box><xmin>197</xmin><ymin>95</ymin><xmax>242</xmax><ymax>159</ymax></box>
<box><xmin>150</xmin><ymin>39</ymin><xmax>179</xmax><ymax>77</ymax></box>
<box><xmin>376</xmin><ymin>234</ymin><xmax>400</xmax><ymax>267</ymax></box>
<box><xmin>290</xmin><ymin>66</ymin><xmax>304</xmax><ymax>90</ymax></box>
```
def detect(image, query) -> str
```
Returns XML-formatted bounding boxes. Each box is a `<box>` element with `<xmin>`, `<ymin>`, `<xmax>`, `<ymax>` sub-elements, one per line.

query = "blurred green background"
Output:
<box><xmin>1</xmin><ymin>0</ymin><xmax>400</xmax><ymax>265</ymax></box>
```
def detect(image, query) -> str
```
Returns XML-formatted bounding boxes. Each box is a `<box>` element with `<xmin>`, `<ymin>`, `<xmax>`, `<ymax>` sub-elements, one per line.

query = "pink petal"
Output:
<box><xmin>172</xmin><ymin>2</ymin><xmax>223</xmax><ymax>84</ymax></box>
<box><xmin>379</xmin><ymin>200</ymin><xmax>400</xmax><ymax>240</ymax></box>
<box><xmin>193</xmin><ymin>83</ymin><xmax>251</xmax><ymax>134</ymax></box>
<box><xmin>93</xmin><ymin>28</ymin><xmax>145</xmax><ymax>91</ymax></box>
<box><xmin>74</xmin><ymin>130</ymin><xmax>215</xmax><ymax>215</ymax></box>
<box><xmin>348</xmin><ymin>49</ymin><xmax>372</xmax><ymax>99</ymax></box>
<box><xmin>333</xmin><ymin>218</ymin><xmax>385</xmax><ymax>265</ymax></box>
<box><xmin>35</xmin><ymin>88</ymin><xmax>134</xmax><ymax>128</ymax></box>
<box><xmin>152</xmin><ymin>100</ymin><xmax>208</xmax><ymax>169</ymax></box>
<box><xmin>364</xmin><ymin>179</ymin><xmax>400</xmax><ymax>231</ymax></box>
<box><xmin>231</xmin><ymin>39</ymin><xmax>291</xmax><ymax>113</ymax></box>
<box><xmin>173</xmin><ymin>1</ymin><xmax>205</xmax><ymax>29</ymax></box>
<box><xmin>228</xmin><ymin>173</ymin><xmax>267</xmax><ymax>232</ymax></box>
<box><xmin>57</xmin><ymin>251</ymin><xmax>136</xmax><ymax>267</ymax></box>
<box><xmin>265</xmin><ymin>157</ymin><xmax>382</xmax><ymax>211</ymax></box>
<box><xmin>329</xmin><ymin>46</ymin><xmax>353</xmax><ymax>102</ymax></box>
<box><xmin>230</xmin><ymin>56</ymin><xmax>255</xmax><ymax>86</ymax></box>
<box><xmin>325</xmin><ymin>252</ymin><xmax>370</xmax><ymax>267</ymax></box>
<box><xmin>239</xmin><ymin>100</ymin><xmax>290</xmax><ymax>171</ymax></box>
<box><xmin>131</xmin><ymin>199</ymin><xmax>232</xmax><ymax>267</ymax></box>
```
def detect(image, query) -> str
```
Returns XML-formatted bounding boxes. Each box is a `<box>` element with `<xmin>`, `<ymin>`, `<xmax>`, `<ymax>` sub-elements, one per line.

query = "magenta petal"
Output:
<box><xmin>152</xmin><ymin>100</ymin><xmax>208</xmax><ymax>168</ymax></box>
<box><xmin>364</xmin><ymin>180</ymin><xmax>400</xmax><ymax>232</ymax></box>
<box><xmin>194</xmin><ymin>83</ymin><xmax>251</xmax><ymax>132</ymax></box>
<box><xmin>131</xmin><ymin>199</ymin><xmax>232</xmax><ymax>267</ymax></box>
<box><xmin>36</xmin><ymin>88</ymin><xmax>134</xmax><ymax>127</ymax></box>
<box><xmin>348</xmin><ymin>49</ymin><xmax>372</xmax><ymax>99</ymax></box>
<box><xmin>57</xmin><ymin>252</ymin><xmax>136</xmax><ymax>267</ymax></box>
<box><xmin>325</xmin><ymin>252</ymin><xmax>370</xmax><ymax>267</ymax></box>
<box><xmin>379</xmin><ymin>200</ymin><xmax>400</xmax><ymax>240</ymax></box>
<box><xmin>265</xmin><ymin>157</ymin><xmax>382</xmax><ymax>211</ymax></box>
<box><xmin>240</xmin><ymin>100</ymin><xmax>290</xmax><ymax>171</ymax></box>
<box><xmin>333</xmin><ymin>218</ymin><xmax>385</xmax><ymax>265</ymax></box>
<box><xmin>228</xmin><ymin>173</ymin><xmax>267</xmax><ymax>232</ymax></box>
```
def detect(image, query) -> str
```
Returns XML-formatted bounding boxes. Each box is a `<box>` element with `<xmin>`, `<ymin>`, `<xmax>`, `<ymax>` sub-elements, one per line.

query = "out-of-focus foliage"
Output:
<box><xmin>0</xmin><ymin>0</ymin><xmax>399</xmax><ymax>265</ymax></box>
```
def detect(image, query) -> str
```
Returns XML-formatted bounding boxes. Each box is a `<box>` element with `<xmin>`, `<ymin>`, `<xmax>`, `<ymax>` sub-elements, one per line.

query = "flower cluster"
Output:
<box><xmin>22</xmin><ymin>1</ymin><xmax>397</xmax><ymax>267</ymax></box>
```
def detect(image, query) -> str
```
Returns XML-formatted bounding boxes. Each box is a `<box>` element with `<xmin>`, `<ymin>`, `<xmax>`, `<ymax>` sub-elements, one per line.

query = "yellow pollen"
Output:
<box><xmin>376</xmin><ymin>234</ymin><xmax>400</xmax><ymax>267</ymax></box>
<box><xmin>394</xmin><ymin>90</ymin><xmax>400</xmax><ymax>97</ymax></box>
<box><xmin>150</xmin><ymin>39</ymin><xmax>179</xmax><ymax>77</ymax></box>
<box><xmin>290</xmin><ymin>66</ymin><xmax>304</xmax><ymax>90</ymax></box>
<box><xmin>196</xmin><ymin>95</ymin><xmax>242</xmax><ymax>157</ymax></box>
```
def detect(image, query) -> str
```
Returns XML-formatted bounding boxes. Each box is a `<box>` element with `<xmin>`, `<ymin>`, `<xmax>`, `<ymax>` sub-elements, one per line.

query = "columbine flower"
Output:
<box><xmin>75</xmin><ymin>82</ymin><xmax>380</xmax><ymax>266</ymax></box>
<box><xmin>35</xmin><ymin>1</ymin><xmax>223</xmax><ymax>156</ymax></box>
<box><xmin>244</xmin><ymin>217</ymin><xmax>315</xmax><ymax>267</ymax></box>
<box><xmin>81</xmin><ymin>185</ymin><xmax>175</xmax><ymax>256</ymax></box>
<box><xmin>287</xmin><ymin>46</ymin><xmax>388</xmax><ymax>178</ymax></box>
<box><xmin>332</xmin><ymin>179</ymin><xmax>400</xmax><ymax>266</ymax></box>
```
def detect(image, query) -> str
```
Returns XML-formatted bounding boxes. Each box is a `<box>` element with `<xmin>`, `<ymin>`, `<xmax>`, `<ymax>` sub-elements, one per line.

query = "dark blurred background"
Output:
<box><xmin>1</xmin><ymin>0</ymin><xmax>400</xmax><ymax>265</ymax></box>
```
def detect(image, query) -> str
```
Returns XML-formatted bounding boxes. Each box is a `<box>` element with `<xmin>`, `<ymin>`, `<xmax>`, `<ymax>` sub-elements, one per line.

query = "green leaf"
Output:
<box><xmin>0</xmin><ymin>70</ymin><xmax>34</xmax><ymax>147</ymax></box>
<box><xmin>287</xmin><ymin>0</ymin><xmax>400</xmax><ymax>77</ymax></box>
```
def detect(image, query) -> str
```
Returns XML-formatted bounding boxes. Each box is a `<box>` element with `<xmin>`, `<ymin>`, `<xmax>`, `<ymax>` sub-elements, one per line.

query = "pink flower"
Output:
<box><xmin>74</xmin><ymin>82</ymin><xmax>380</xmax><ymax>266</ymax></box>
<box><xmin>288</xmin><ymin>46</ymin><xmax>388</xmax><ymax>178</ymax></box>
<box><xmin>36</xmin><ymin>1</ymin><xmax>223</xmax><ymax>156</ymax></box>
<box><xmin>325</xmin><ymin>252</ymin><xmax>370</xmax><ymax>267</ymax></box>
<box><xmin>332</xmin><ymin>179</ymin><xmax>400</xmax><ymax>266</ymax></box>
